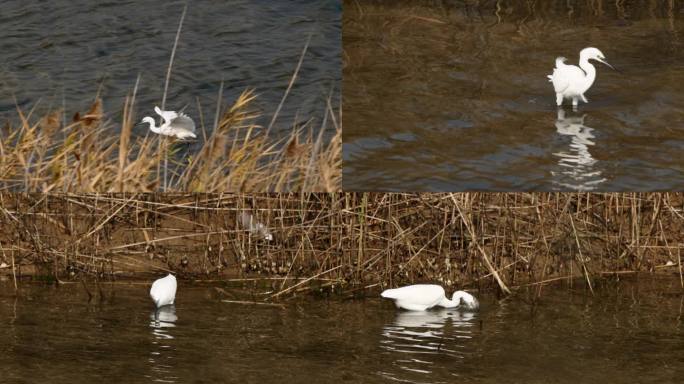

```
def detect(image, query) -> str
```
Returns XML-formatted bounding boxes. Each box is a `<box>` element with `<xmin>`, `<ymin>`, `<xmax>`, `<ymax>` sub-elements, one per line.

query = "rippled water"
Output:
<box><xmin>1</xmin><ymin>277</ymin><xmax>681</xmax><ymax>383</ymax></box>
<box><xmin>343</xmin><ymin>0</ymin><xmax>684</xmax><ymax>191</ymax></box>
<box><xmin>0</xmin><ymin>0</ymin><xmax>340</xmax><ymax>135</ymax></box>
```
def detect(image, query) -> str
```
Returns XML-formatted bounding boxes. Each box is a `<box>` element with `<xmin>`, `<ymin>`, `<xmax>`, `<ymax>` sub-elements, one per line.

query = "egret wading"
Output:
<box><xmin>548</xmin><ymin>47</ymin><xmax>615</xmax><ymax>110</ymax></box>
<box><xmin>141</xmin><ymin>106</ymin><xmax>197</xmax><ymax>140</ymax></box>
<box><xmin>150</xmin><ymin>273</ymin><xmax>177</xmax><ymax>308</ymax></box>
<box><xmin>381</xmin><ymin>284</ymin><xmax>479</xmax><ymax>311</ymax></box>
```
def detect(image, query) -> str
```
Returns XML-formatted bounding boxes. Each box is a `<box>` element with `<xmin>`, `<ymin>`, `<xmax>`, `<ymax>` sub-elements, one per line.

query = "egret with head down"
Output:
<box><xmin>381</xmin><ymin>284</ymin><xmax>479</xmax><ymax>311</ymax></box>
<box><xmin>548</xmin><ymin>47</ymin><xmax>615</xmax><ymax>110</ymax></box>
<box><xmin>150</xmin><ymin>273</ymin><xmax>177</xmax><ymax>308</ymax></box>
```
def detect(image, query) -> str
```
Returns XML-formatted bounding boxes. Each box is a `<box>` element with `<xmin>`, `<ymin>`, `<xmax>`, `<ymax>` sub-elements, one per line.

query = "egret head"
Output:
<box><xmin>141</xmin><ymin>116</ymin><xmax>155</xmax><ymax>127</ymax></box>
<box><xmin>581</xmin><ymin>47</ymin><xmax>615</xmax><ymax>70</ymax></box>
<box><xmin>452</xmin><ymin>291</ymin><xmax>479</xmax><ymax>310</ymax></box>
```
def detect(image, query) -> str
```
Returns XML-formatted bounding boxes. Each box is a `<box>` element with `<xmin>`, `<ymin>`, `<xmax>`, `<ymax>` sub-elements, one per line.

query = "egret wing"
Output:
<box><xmin>154</xmin><ymin>106</ymin><xmax>179</xmax><ymax>125</ymax></box>
<box><xmin>382</xmin><ymin>284</ymin><xmax>445</xmax><ymax>307</ymax></box>
<box><xmin>551</xmin><ymin>61</ymin><xmax>586</xmax><ymax>94</ymax></box>
<box><xmin>550</xmin><ymin>69</ymin><xmax>570</xmax><ymax>93</ymax></box>
<box><xmin>170</xmin><ymin>113</ymin><xmax>196</xmax><ymax>133</ymax></box>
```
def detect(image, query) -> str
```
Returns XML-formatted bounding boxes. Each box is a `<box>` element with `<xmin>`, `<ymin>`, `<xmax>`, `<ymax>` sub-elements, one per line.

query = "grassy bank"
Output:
<box><xmin>0</xmin><ymin>89</ymin><xmax>341</xmax><ymax>192</ymax></box>
<box><xmin>1</xmin><ymin>193</ymin><xmax>682</xmax><ymax>297</ymax></box>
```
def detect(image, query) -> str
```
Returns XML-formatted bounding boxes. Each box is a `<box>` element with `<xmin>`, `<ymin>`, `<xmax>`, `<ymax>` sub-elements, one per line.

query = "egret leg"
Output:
<box><xmin>557</xmin><ymin>108</ymin><xmax>565</xmax><ymax>120</ymax></box>
<box><xmin>572</xmin><ymin>97</ymin><xmax>578</xmax><ymax>112</ymax></box>
<box><xmin>555</xmin><ymin>93</ymin><xmax>563</xmax><ymax>106</ymax></box>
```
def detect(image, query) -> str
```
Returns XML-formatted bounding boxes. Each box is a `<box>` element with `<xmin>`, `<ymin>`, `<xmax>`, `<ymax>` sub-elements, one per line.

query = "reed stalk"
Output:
<box><xmin>0</xmin><ymin>193</ymin><xmax>681</xmax><ymax>298</ymax></box>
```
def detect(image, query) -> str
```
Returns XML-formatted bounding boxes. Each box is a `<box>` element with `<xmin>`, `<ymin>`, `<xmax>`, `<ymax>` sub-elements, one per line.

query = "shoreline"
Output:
<box><xmin>2</xmin><ymin>193</ymin><xmax>682</xmax><ymax>298</ymax></box>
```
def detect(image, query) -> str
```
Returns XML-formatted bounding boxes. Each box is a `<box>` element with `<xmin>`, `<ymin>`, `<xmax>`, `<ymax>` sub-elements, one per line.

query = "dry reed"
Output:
<box><xmin>1</xmin><ymin>5</ymin><xmax>340</xmax><ymax>193</ymax></box>
<box><xmin>0</xmin><ymin>193</ymin><xmax>682</xmax><ymax>297</ymax></box>
<box><xmin>0</xmin><ymin>88</ymin><xmax>340</xmax><ymax>192</ymax></box>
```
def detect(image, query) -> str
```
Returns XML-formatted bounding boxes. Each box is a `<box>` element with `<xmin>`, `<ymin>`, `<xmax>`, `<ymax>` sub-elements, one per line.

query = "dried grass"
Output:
<box><xmin>0</xmin><ymin>89</ymin><xmax>340</xmax><ymax>192</ymax></box>
<box><xmin>0</xmin><ymin>193</ymin><xmax>682</xmax><ymax>297</ymax></box>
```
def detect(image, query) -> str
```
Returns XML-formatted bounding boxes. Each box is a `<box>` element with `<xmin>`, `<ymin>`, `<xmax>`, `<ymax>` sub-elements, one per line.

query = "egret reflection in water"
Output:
<box><xmin>551</xmin><ymin>109</ymin><xmax>607</xmax><ymax>191</ymax></box>
<box><xmin>378</xmin><ymin>309</ymin><xmax>477</xmax><ymax>382</ymax></box>
<box><xmin>148</xmin><ymin>305</ymin><xmax>179</xmax><ymax>383</ymax></box>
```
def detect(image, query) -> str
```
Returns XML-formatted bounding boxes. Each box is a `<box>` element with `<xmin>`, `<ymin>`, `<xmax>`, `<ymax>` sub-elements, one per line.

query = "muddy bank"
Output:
<box><xmin>1</xmin><ymin>193</ymin><xmax>682</xmax><ymax>296</ymax></box>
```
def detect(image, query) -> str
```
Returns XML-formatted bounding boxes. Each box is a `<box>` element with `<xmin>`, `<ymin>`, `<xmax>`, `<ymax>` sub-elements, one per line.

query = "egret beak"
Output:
<box><xmin>597</xmin><ymin>57</ymin><xmax>619</xmax><ymax>72</ymax></box>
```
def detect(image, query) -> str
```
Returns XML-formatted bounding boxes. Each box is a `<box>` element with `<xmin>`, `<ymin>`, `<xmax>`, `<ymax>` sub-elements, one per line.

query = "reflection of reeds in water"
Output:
<box><xmin>1</xmin><ymin>193</ymin><xmax>682</xmax><ymax>297</ymax></box>
<box><xmin>0</xmin><ymin>89</ymin><xmax>340</xmax><ymax>192</ymax></box>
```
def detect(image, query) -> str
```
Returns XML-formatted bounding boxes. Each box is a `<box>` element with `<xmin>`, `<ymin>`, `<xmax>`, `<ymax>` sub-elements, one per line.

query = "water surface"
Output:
<box><xmin>343</xmin><ymin>0</ymin><xmax>684</xmax><ymax>191</ymax></box>
<box><xmin>1</xmin><ymin>277</ymin><xmax>681</xmax><ymax>383</ymax></box>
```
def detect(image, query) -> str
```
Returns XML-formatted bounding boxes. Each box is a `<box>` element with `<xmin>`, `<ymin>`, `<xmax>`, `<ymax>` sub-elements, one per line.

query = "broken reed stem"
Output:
<box><xmin>569</xmin><ymin>214</ymin><xmax>594</xmax><ymax>294</ymax></box>
<box><xmin>679</xmin><ymin>246</ymin><xmax>683</xmax><ymax>289</ymax></box>
<box><xmin>222</xmin><ymin>300</ymin><xmax>286</xmax><ymax>308</ymax></box>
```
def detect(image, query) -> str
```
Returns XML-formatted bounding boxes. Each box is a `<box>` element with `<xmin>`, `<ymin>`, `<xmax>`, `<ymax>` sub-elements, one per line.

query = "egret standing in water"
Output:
<box><xmin>141</xmin><ymin>106</ymin><xmax>197</xmax><ymax>140</ymax></box>
<box><xmin>381</xmin><ymin>284</ymin><xmax>479</xmax><ymax>311</ymax></box>
<box><xmin>150</xmin><ymin>273</ymin><xmax>177</xmax><ymax>308</ymax></box>
<box><xmin>548</xmin><ymin>47</ymin><xmax>615</xmax><ymax>110</ymax></box>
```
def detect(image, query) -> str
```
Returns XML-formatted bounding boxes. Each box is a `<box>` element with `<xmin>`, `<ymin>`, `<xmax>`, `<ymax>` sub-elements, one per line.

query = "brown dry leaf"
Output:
<box><xmin>285</xmin><ymin>137</ymin><xmax>310</xmax><ymax>158</ymax></box>
<box><xmin>40</xmin><ymin>109</ymin><xmax>62</xmax><ymax>136</ymax></box>
<box><xmin>81</xmin><ymin>98</ymin><xmax>103</xmax><ymax>128</ymax></box>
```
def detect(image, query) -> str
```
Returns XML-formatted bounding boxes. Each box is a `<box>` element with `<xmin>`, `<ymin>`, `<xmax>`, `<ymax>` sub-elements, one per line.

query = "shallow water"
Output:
<box><xmin>0</xmin><ymin>0</ymin><xmax>340</xmax><ymax>135</ymax></box>
<box><xmin>343</xmin><ymin>1</ymin><xmax>684</xmax><ymax>191</ymax></box>
<box><xmin>1</xmin><ymin>278</ymin><xmax>681</xmax><ymax>383</ymax></box>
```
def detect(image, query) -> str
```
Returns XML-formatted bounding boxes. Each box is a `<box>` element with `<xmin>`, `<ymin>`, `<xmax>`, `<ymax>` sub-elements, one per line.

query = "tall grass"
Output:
<box><xmin>0</xmin><ymin>88</ymin><xmax>340</xmax><ymax>192</ymax></box>
<box><xmin>1</xmin><ymin>193</ymin><xmax>682</xmax><ymax>297</ymax></box>
<box><xmin>1</xmin><ymin>5</ymin><xmax>340</xmax><ymax>192</ymax></box>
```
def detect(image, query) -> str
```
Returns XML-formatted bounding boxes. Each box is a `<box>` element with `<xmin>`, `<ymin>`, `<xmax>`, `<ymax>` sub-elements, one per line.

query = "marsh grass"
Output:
<box><xmin>1</xmin><ymin>5</ymin><xmax>340</xmax><ymax>192</ymax></box>
<box><xmin>1</xmin><ymin>193</ymin><xmax>682</xmax><ymax>298</ymax></box>
<box><xmin>0</xmin><ymin>87</ymin><xmax>340</xmax><ymax>192</ymax></box>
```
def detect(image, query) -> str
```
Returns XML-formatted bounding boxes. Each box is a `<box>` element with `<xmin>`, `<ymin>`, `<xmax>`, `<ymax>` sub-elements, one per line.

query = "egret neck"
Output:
<box><xmin>578</xmin><ymin>54</ymin><xmax>597</xmax><ymax>94</ymax></box>
<box><xmin>142</xmin><ymin>117</ymin><xmax>163</xmax><ymax>135</ymax></box>
<box><xmin>438</xmin><ymin>291</ymin><xmax>476</xmax><ymax>308</ymax></box>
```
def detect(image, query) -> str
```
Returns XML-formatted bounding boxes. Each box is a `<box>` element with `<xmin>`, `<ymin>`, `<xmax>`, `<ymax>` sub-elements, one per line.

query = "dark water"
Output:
<box><xmin>1</xmin><ymin>277</ymin><xmax>682</xmax><ymax>383</ymax></box>
<box><xmin>343</xmin><ymin>1</ymin><xmax>684</xmax><ymax>191</ymax></box>
<box><xmin>0</xmin><ymin>0</ymin><xmax>340</xmax><ymax>135</ymax></box>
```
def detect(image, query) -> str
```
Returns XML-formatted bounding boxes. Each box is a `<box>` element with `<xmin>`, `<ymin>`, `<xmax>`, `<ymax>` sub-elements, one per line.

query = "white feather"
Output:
<box><xmin>150</xmin><ymin>273</ymin><xmax>177</xmax><ymax>308</ymax></box>
<box><xmin>381</xmin><ymin>284</ymin><xmax>478</xmax><ymax>311</ymax></box>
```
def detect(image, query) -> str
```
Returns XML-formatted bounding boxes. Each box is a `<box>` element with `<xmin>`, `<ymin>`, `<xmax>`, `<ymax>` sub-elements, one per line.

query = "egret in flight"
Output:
<box><xmin>239</xmin><ymin>211</ymin><xmax>273</xmax><ymax>241</ymax></box>
<box><xmin>381</xmin><ymin>284</ymin><xmax>479</xmax><ymax>311</ymax></box>
<box><xmin>141</xmin><ymin>106</ymin><xmax>197</xmax><ymax>139</ymax></box>
<box><xmin>150</xmin><ymin>273</ymin><xmax>177</xmax><ymax>308</ymax></box>
<box><xmin>548</xmin><ymin>47</ymin><xmax>615</xmax><ymax>110</ymax></box>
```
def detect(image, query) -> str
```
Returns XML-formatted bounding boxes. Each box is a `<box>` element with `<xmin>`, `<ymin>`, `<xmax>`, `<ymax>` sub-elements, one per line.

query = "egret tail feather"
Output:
<box><xmin>555</xmin><ymin>57</ymin><xmax>567</xmax><ymax>68</ymax></box>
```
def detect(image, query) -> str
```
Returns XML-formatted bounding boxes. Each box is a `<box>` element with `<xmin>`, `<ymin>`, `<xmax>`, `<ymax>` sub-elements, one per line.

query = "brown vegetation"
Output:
<box><xmin>0</xmin><ymin>90</ymin><xmax>340</xmax><ymax>192</ymax></box>
<box><xmin>1</xmin><ymin>193</ymin><xmax>682</xmax><ymax>297</ymax></box>
<box><xmin>1</xmin><ymin>5</ymin><xmax>340</xmax><ymax>193</ymax></box>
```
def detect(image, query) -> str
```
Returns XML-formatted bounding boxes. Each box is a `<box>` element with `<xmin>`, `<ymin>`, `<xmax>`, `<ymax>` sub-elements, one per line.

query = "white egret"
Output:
<box><xmin>239</xmin><ymin>211</ymin><xmax>273</xmax><ymax>241</ymax></box>
<box><xmin>381</xmin><ymin>284</ymin><xmax>479</xmax><ymax>311</ymax></box>
<box><xmin>150</xmin><ymin>273</ymin><xmax>177</xmax><ymax>308</ymax></box>
<box><xmin>141</xmin><ymin>106</ymin><xmax>196</xmax><ymax>140</ymax></box>
<box><xmin>548</xmin><ymin>47</ymin><xmax>615</xmax><ymax>110</ymax></box>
